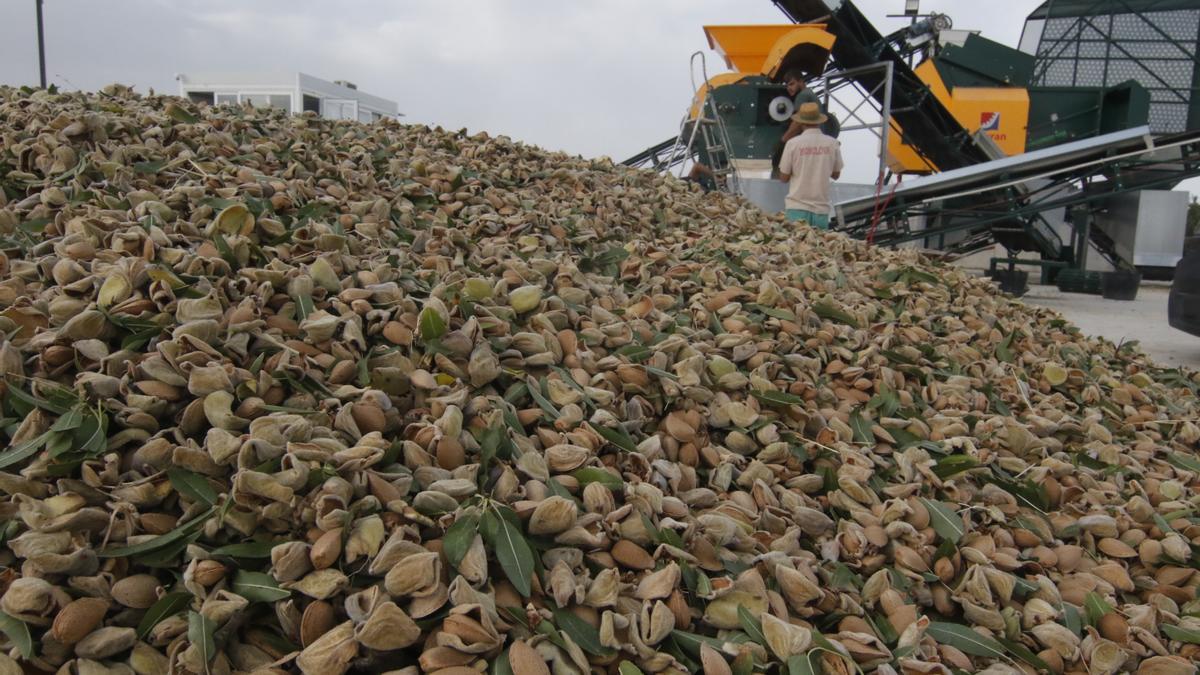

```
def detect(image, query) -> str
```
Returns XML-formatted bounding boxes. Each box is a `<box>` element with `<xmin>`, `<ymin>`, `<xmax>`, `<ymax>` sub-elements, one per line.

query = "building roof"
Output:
<box><xmin>1028</xmin><ymin>0</ymin><xmax>1200</xmax><ymax>19</ymax></box>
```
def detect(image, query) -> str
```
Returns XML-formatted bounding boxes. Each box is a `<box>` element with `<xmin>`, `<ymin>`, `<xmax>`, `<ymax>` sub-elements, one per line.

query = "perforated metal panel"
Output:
<box><xmin>1029</xmin><ymin>7</ymin><xmax>1200</xmax><ymax>133</ymax></box>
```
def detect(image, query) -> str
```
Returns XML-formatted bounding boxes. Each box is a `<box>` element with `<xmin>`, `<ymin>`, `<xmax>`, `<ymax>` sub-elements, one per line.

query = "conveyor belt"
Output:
<box><xmin>772</xmin><ymin>0</ymin><xmax>988</xmax><ymax>171</ymax></box>
<box><xmin>835</xmin><ymin>126</ymin><xmax>1158</xmax><ymax>220</ymax></box>
<box><xmin>621</xmin><ymin>136</ymin><xmax>681</xmax><ymax>170</ymax></box>
<box><xmin>834</xmin><ymin>126</ymin><xmax>1200</xmax><ymax>264</ymax></box>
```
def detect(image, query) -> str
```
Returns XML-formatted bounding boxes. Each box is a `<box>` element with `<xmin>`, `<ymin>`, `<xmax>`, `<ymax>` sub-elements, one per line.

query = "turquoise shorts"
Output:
<box><xmin>785</xmin><ymin>209</ymin><xmax>830</xmax><ymax>230</ymax></box>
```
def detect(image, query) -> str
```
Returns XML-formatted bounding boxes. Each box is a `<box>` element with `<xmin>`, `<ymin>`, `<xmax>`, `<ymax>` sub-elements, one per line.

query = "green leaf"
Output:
<box><xmin>232</xmin><ymin>570</ymin><xmax>290</xmax><ymax>603</ymax></box>
<box><xmin>526</xmin><ymin>379</ymin><xmax>561</xmax><ymax>420</ymax></box>
<box><xmin>418</xmin><ymin>304</ymin><xmax>447</xmax><ymax>341</ymax></box>
<box><xmin>926</xmin><ymin>621</ymin><xmax>1006</xmax><ymax>659</ymax></box>
<box><xmin>138</xmin><ymin>592</ymin><xmax>192</xmax><ymax>638</ymax></box>
<box><xmin>830</xmin><ymin>563</ymin><xmax>862</xmax><ymax>590</ymax></box>
<box><xmin>670</xmin><ymin>629</ymin><xmax>727</xmax><ymax>658</ymax></box>
<box><xmin>813</xmin><ymin>301</ymin><xmax>859</xmax><ymax>328</ymax></box>
<box><xmin>491</xmin><ymin>652</ymin><xmax>515</xmax><ymax>675</ymax></box>
<box><xmin>134</xmin><ymin>530</ymin><xmax>201</xmax><ymax>567</ymax></box>
<box><xmin>99</xmin><ymin>507</ymin><xmax>214</xmax><ymax>557</ymax></box>
<box><xmin>646</xmin><ymin>366</ymin><xmax>679</xmax><ymax>381</ymax></box>
<box><xmin>751</xmin><ymin>389</ymin><xmax>806</xmax><ymax>407</ymax></box>
<box><xmin>1063</xmin><ymin>603</ymin><xmax>1083</xmax><ymax>637</ymax></box>
<box><xmin>1163</xmin><ymin>623</ymin><xmax>1200</xmax><ymax>644</ymax></box>
<box><xmin>880</xmin><ymin>349</ymin><xmax>916</xmax><ymax>365</ymax></box>
<box><xmin>996</xmin><ymin>332</ymin><xmax>1016</xmax><ymax>363</ymax></box>
<box><xmin>491</xmin><ymin>510</ymin><xmax>535</xmax><ymax>597</ymax></box>
<box><xmin>787</xmin><ymin>653</ymin><xmax>818</xmax><ymax>675</ymax></box>
<box><xmin>1166</xmin><ymin>452</ymin><xmax>1200</xmax><ymax>474</ymax></box>
<box><xmin>546</xmin><ymin>477</ymin><xmax>577</xmax><ymax>503</ymax></box>
<box><xmin>553</xmin><ymin>605</ymin><xmax>613</xmax><ymax>656</ymax></box>
<box><xmin>188</xmin><ymin>611</ymin><xmax>216</xmax><ymax>667</ymax></box>
<box><xmin>616</xmin><ymin>344</ymin><xmax>652</xmax><ymax>363</ymax></box>
<box><xmin>477</xmin><ymin>423</ymin><xmax>506</xmax><ymax>483</ymax></box>
<box><xmin>5</xmin><ymin>381</ymin><xmax>72</xmax><ymax>413</ymax></box>
<box><xmin>748</xmin><ymin>303</ymin><xmax>797</xmax><ymax>321</ymax></box>
<box><xmin>869</xmin><ymin>612</ymin><xmax>900</xmax><ymax>645</ymax></box>
<box><xmin>617</xmin><ymin>661</ymin><xmax>647</xmax><ymax>675</ymax></box>
<box><xmin>444</xmin><ymin>513</ymin><xmax>479</xmax><ymax>568</ymax></box>
<box><xmin>996</xmin><ymin>636</ymin><xmax>1052</xmax><ymax>672</ymax></box>
<box><xmin>588</xmin><ymin>246</ymin><xmax>630</xmax><ymax>270</ymax></box>
<box><xmin>45</xmin><ymin>431</ymin><xmax>72</xmax><ymax>458</ymax></box>
<box><xmin>211</xmin><ymin>233</ymin><xmax>238</xmax><ymax>268</ymax></box>
<box><xmin>573</xmin><ymin>467</ymin><xmax>623</xmax><ymax>490</ymax></box>
<box><xmin>534</xmin><ymin>619</ymin><xmax>571</xmax><ymax>651</ymax></box>
<box><xmin>168</xmin><ymin>468</ymin><xmax>218</xmax><ymax>506</ymax></box>
<box><xmin>658</xmin><ymin>526</ymin><xmax>685</xmax><ymax>549</ymax></box>
<box><xmin>920</xmin><ymin>498</ymin><xmax>965</xmax><ymax>544</ymax></box>
<box><xmin>592</xmin><ymin>424</ymin><xmax>637</xmax><ymax>453</ymax></box>
<box><xmin>737</xmin><ymin>605</ymin><xmax>766</xmax><ymax>646</ymax></box>
<box><xmin>50</xmin><ymin>405</ymin><xmax>85</xmax><ymax>432</ymax></box>
<box><xmin>980</xmin><ymin>472</ymin><xmax>1048</xmax><ymax>512</ymax></box>
<box><xmin>295</xmin><ymin>292</ymin><xmax>315</xmax><ymax>321</ymax></box>
<box><xmin>867</xmin><ymin>388</ymin><xmax>901</xmax><ymax>417</ymax></box>
<box><xmin>932</xmin><ymin>454</ymin><xmax>979</xmax><ymax>480</ymax></box>
<box><xmin>74</xmin><ymin>410</ymin><xmax>108</xmax><ymax>454</ymax></box>
<box><xmin>209</xmin><ymin>541</ymin><xmax>278</xmax><ymax>558</ymax></box>
<box><xmin>1084</xmin><ymin>592</ymin><xmax>1115</xmax><ymax>626</ymax></box>
<box><xmin>0</xmin><ymin>430</ymin><xmax>52</xmax><ymax>469</ymax></box>
<box><xmin>16</xmin><ymin>217</ymin><xmax>51</xmax><ymax>234</ymax></box>
<box><xmin>166</xmin><ymin>104</ymin><xmax>200</xmax><ymax>123</ymax></box>
<box><xmin>1154</xmin><ymin>513</ymin><xmax>1177</xmax><ymax>536</ymax></box>
<box><xmin>0</xmin><ymin>612</ymin><xmax>33</xmax><ymax>659</ymax></box>
<box><xmin>849</xmin><ymin>411</ymin><xmax>874</xmax><ymax>444</ymax></box>
<box><xmin>639</xmin><ymin>513</ymin><xmax>661</xmax><ymax>544</ymax></box>
<box><xmin>1011</xmin><ymin>575</ymin><xmax>1039</xmax><ymax>596</ymax></box>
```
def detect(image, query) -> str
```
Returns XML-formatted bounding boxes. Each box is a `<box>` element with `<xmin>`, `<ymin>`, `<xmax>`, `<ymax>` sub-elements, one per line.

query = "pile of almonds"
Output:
<box><xmin>0</xmin><ymin>85</ymin><xmax>1198</xmax><ymax>675</ymax></box>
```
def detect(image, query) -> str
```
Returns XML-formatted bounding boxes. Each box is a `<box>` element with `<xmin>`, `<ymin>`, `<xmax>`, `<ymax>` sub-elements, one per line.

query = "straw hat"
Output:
<box><xmin>791</xmin><ymin>102</ymin><xmax>828</xmax><ymax>125</ymax></box>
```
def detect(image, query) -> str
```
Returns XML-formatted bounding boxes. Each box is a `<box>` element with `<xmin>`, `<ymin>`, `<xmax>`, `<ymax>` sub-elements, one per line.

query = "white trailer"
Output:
<box><xmin>176</xmin><ymin>72</ymin><xmax>399</xmax><ymax>122</ymax></box>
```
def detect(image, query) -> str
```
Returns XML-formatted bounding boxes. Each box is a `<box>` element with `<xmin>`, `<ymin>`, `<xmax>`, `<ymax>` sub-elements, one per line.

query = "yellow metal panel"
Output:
<box><xmin>687</xmin><ymin>73</ymin><xmax>752</xmax><ymax>120</ymax></box>
<box><xmin>704</xmin><ymin>25</ymin><xmax>833</xmax><ymax>75</ymax></box>
<box><xmin>886</xmin><ymin>61</ymin><xmax>1030</xmax><ymax>174</ymax></box>
<box><xmin>762</xmin><ymin>28</ymin><xmax>837</xmax><ymax>79</ymax></box>
<box><xmin>886</xmin><ymin>63</ymin><xmax>949</xmax><ymax>173</ymax></box>
<box><xmin>953</xmin><ymin>87</ymin><xmax>1028</xmax><ymax>156</ymax></box>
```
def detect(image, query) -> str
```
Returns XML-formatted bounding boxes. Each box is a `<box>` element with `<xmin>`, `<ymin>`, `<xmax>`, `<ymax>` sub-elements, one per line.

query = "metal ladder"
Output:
<box><xmin>694</xmin><ymin>94</ymin><xmax>740</xmax><ymax>194</ymax></box>
<box><xmin>657</xmin><ymin>52</ymin><xmax>740</xmax><ymax>195</ymax></box>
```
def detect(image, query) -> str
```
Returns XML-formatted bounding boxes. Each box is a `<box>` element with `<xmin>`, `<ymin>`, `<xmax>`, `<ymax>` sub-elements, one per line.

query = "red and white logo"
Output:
<box><xmin>980</xmin><ymin>112</ymin><xmax>1001</xmax><ymax>131</ymax></box>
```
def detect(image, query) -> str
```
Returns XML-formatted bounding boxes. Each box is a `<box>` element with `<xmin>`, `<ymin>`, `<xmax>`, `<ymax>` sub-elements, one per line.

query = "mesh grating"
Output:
<box><xmin>1042</xmin><ymin>60</ymin><xmax>1078</xmax><ymax>86</ymax></box>
<box><xmin>1149</xmin><ymin>102</ymin><xmax>1189</xmax><ymax>132</ymax></box>
<box><xmin>1031</xmin><ymin>9</ymin><xmax>1200</xmax><ymax>130</ymax></box>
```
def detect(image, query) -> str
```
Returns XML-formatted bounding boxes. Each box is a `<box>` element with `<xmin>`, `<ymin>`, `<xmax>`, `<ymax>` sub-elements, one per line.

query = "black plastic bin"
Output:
<box><xmin>1101</xmin><ymin>269</ymin><xmax>1141</xmax><ymax>301</ymax></box>
<box><xmin>993</xmin><ymin>269</ymin><xmax>1029</xmax><ymax>297</ymax></box>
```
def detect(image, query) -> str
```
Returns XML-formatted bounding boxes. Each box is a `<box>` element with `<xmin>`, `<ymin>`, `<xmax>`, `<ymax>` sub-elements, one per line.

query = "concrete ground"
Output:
<box><xmin>1020</xmin><ymin>282</ymin><xmax>1200</xmax><ymax>369</ymax></box>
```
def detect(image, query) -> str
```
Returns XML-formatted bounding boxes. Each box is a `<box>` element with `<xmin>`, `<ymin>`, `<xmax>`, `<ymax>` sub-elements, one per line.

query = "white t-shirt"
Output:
<box><xmin>780</xmin><ymin>129</ymin><xmax>844</xmax><ymax>213</ymax></box>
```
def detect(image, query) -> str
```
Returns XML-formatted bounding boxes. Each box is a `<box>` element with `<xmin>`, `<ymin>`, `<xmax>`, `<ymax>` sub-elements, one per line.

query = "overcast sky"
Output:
<box><xmin>0</xmin><ymin>0</ymin><xmax>1051</xmax><ymax>184</ymax></box>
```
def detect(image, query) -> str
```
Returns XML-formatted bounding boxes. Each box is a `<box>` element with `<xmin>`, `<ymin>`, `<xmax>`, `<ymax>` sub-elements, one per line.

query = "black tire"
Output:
<box><xmin>1169</xmin><ymin>248</ymin><xmax>1200</xmax><ymax>336</ymax></box>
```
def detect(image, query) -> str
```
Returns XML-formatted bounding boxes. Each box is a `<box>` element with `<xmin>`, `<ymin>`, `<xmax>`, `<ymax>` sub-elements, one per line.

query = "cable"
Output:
<box><xmin>867</xmin><ymin>174</ymin><xmax>899</xmax><ymax>246</ymax></box>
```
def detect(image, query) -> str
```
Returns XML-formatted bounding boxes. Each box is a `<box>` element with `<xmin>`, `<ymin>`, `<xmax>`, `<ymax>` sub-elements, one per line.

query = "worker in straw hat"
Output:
<box><xmin>778</xmin><ymin>102</ymin><xmax>843</xmax><ymax>230</ymax></box>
